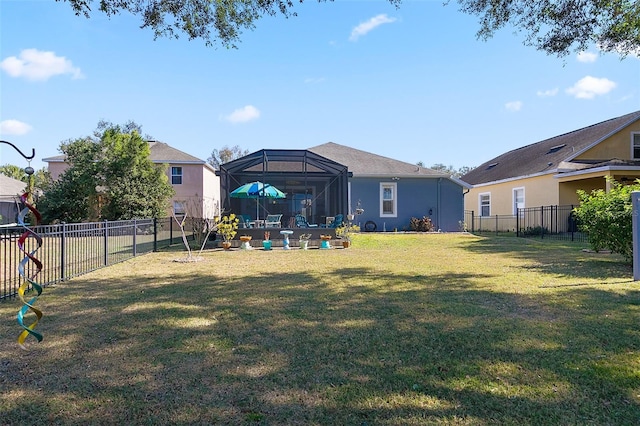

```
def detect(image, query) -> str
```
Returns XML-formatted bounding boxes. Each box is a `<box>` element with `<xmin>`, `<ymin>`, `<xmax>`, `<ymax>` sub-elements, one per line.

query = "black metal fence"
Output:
<box><xmin>0</xmin><ymin>217</ymin><xmax>200</xmax><ymax>301</ymax></box>
<box><xmin>464</xmin><ymin>205</ymin><xmax>587</xmax><ymax>242</ymax></box>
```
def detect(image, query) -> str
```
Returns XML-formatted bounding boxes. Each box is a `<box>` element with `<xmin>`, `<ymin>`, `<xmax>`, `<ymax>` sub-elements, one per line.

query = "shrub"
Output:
<box><xmin>410</xmin><ymin>216</ymin><xmax>435</xmax><ymax>232</ymax></box>
<box><xmin>521</xmin><ymin>226</ymin><xmax>548</xmax><ymax>236</ymax></box>
<box><xmin>573</xmin><ymin>177</ymin><xmax>638</xmax><ymax>262</ymax></box>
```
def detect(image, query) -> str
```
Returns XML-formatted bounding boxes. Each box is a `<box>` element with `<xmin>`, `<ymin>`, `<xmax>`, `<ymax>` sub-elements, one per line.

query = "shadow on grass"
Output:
<box><xmin>2</xmin><ymin>261</ymin><xmax>640</xmax><ymax>425</ymax></box>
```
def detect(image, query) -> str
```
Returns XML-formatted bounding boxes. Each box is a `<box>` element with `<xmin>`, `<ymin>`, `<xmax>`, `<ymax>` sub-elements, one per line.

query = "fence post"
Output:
<box><xmin>170</xmin><ymin>217</ymin><xmax>174</xmax><ymax>246</ymax></box>
<box><xmin>516</xmin><ymin>208</ymin><xmax>520</xmax><ymax>237</ymax></box>
<box><xmin>471</xmin><ymin>211</ymin><xmax>474</xmax><ymax>233</ymax></box>
<box><xmin>60</xmin><ymin>222</ymin><xmax>66</xmax><ymax>281</ymax></box>
<box><xmin>103</xmin><ymin>220</ymin><xmax>109</xmax><ymax>266</ymax></box>
<box><xmin>570</xmin><ymin>205</ymin><xmax>575</xmax><ymax>241</ymax></box>
<box><xmin>633</xmin><ymin>192</ymin><xmax>640</xmax><ymax>280</ymax></box>
<box><xmin>133</xmin><ymin>218</ymin><xmax>137</xmax><ymax>257</ymax></box>
<box><xmin>540</xmin><ymin>206</ymin><xmax>545</xmax><ymax>239</ymax></box>
<box><xmin>153</xmin><ymin>218</ymin><xmax>158</xmax><ymax>252</ymax></box>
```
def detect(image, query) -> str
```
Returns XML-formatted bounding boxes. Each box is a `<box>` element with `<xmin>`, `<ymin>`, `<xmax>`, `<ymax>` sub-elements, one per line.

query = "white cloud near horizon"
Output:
<box><xmin>222</xmin><ymin>105</ymin><xmax>261</xmax><ymax>124</ymax></box>
<box><xmin>0</xmin><ymin>119</ymin><xmax>32</xmax><ymax>135</ymax></box>
<box><xmin>349</xmin><ymin>14</ymin><xmax>397</xmax><ymax>41</ymax></box>
<box><xmin>505</xmin><ymin>101</ymin><xmax>523</xmax><ymax>112</ymax></box>
<box><xmin>0</xmin><ymin>48</ymin><xmax>84</xmax><ymax>81</ymax></box>
<box><xmin>566</xmin><ymin>76</ymin><xmax>617</xmax><ymax>99</ymax></box>
<box><xmin>537</xmin><ymin>88</ymin><xmax>559</xmax><ymax>97</ymax></box>
<box><xmin>577</xmin><ymin>51</ymin><xmax>598</xmax><ymax>63</ymax></box>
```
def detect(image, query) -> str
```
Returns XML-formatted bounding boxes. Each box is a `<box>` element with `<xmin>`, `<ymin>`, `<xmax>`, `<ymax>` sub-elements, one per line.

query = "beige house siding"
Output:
<box><xmin>171</xmin><ymin>163</ymin><xmax>220</xmax><ymax>218</ymax></box>
<box><xmin>557</xmin><ymin>176</ymin><xmax>607</xmax><ymax>205</ymax></box>
<box><xmin>465</xmin><ymin>174</ymin><xmax>559</xmax><ymax>216</ymax></box>
<box><xmin>47</xmin><ymin>161</ymin><xmax>67</xmax><ymax>181</ymax></box>
<box><xmin>574</xmin><ymin>121</ymin><xmax>640</xmax><ymax>161</ymax></box>
<box><xmin>463</xmin><ymin>113</ymin><xmax>640</xmax><ymax>221</ymax></box>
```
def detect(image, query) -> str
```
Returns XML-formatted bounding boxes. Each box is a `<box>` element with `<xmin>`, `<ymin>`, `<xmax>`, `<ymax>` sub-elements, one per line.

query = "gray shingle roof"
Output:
<box><xmin>0</xmin><ymin>174</ymin><xmax>26</xmax><ymax>197</ymax></box>
<box><xmin>308</xmin><ymin>142</ymin><xmax>447</xmax><ymax>177</ymax></box>
<box><xmin>43</xmin><ymin>141</ymin><xmax>212</xmax><ymax>169</ymax></box>
<box><xmin>461</xmin><ymin>110</ymin><xmax>640</xmax><ymax>185</ymax></box>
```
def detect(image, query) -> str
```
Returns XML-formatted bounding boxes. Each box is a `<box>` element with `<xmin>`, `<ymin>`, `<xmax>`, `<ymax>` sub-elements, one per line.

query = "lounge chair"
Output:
<box><xmin>328</xmin><ymin>214</ymin><xmax>344</xmax><ymax>228</ymax></box>
<box><xmin>264</xmin><ymin>214</ymin><xmax>283</xmax><ymax>228</ymax></box>
<box><xmin>239</xmin><ymin>214</ymin><xmax>253</xmax><ymax>228</ymax></box>
<box><xmin>295</xmin><ymin>214</ymin><xmax>318</xmax><ymax>228</ymax></box>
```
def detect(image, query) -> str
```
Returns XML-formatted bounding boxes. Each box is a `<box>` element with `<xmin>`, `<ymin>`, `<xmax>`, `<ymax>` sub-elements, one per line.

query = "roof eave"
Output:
<box><xmin>469</xmin><ymin>170</ymin><xmax>557</xmax><ymax>188</ymax></box>
<box><xmin>554</xmin><ymin>165</ymin><xmax>640</xmax><ymax>179</ymax></box>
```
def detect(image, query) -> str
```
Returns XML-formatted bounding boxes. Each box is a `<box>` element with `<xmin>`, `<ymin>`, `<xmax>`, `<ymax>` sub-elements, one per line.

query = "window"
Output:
<box><xmin>633</xmin><ymin>133</ymin><xmax>640</xmax><ymax>159</ymax></box>
<box><xmin>479</xmin><ymin>193</ymin><xmax>491</xmax><ymax>217</ymax></box>
<box><xmin>173</xmin><ymin>201</ymin><xmax>185</xmax><ymax>215</ymax></box>
<box><xmin>513</xmin><ymin>187</ymin><xmax>524</xmax><ymax>215</ymax></box>
<box><xmin>171</xmin><ymin>167</ymin><xmax>183</xmax><ymax>185</ymax></box>
<box><xmin>380</xmin><ymin>182</ymin><xmax>397</xmax><ymax>217</ymax></box>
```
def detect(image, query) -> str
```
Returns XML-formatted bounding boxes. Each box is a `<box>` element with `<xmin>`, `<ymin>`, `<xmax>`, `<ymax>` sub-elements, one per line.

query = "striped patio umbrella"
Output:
<box><xmin>229</xmin><ymin>181</ymin><xmax>286</xmax><ymax>220</ymax></box>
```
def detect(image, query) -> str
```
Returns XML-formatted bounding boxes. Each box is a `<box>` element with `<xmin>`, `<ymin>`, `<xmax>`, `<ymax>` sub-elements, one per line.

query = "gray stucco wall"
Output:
<box><xmin>349</xmin><ymin>177</ymin><xmax>464</xmax><ymax>232</ymax></box>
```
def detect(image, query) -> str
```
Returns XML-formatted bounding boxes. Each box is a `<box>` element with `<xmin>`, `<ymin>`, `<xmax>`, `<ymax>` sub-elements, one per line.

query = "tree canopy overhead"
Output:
<box><xmin>58</xmin><ymin>0</ymin><xmax>639</xmax><ymax>57</ymax></box>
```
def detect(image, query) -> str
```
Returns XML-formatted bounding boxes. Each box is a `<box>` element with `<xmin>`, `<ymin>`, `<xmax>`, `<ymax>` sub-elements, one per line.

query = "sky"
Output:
<box><xmin>1</xmin><ymin>0</ymin><xmax>639</xmax><ymax>173</ymax></box>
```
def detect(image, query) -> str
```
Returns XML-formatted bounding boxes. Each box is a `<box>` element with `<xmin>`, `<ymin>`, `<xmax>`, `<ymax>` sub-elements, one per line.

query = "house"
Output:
<box><xmin>218</xmin><ymin>142</ymin><xmax>470</xmax><ymax>232</ymax></box>
<box><xmin>0</xmin><ymin>174</ymin><xmax>25</xmax><ymax>224</ymax></box>
<box><xmin>462</xmin><ymin>110</ymin><xmax>640</xmax><ymax>218</ymax></box>
<box><xmin>43</xmin><ymin>141</ymin><xmax>220</xmax><ymax>219</ymax></box>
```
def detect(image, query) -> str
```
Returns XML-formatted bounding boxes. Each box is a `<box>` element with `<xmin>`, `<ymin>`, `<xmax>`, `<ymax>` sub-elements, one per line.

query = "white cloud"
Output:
<box><xmin>304</xmin><ymin>77</ymin><xmax>326</xmax><ymax>84</ymax></box>
<box><xmin>222</xmin><ymin>105</ymin><xmax>261</xmax><ymax>124</ymax></box>
<box><xmin>536</xmin><ymin>88</ymin><xmax>559</xmax><ymax>97</ymax></box>
<box><xmin>566</xmin><ymin>76</ymin><xmax>617</xmax><ymax>99</ymax></box>
<box><xmin>0</xmin><ymin>48</ymin><xmax>84</xmax><ymax>81</ymax></box>
<box><xmin>577</xmin><ymin>51</ymin><xmax>598</xmax><ymax>63</ymax></box>
<box><xmin>349</xmin><ymin>14</ymin><xmax>397</xmax><ymax>41</ymax></box>
<box><xmin>505</xmin><ymin>101</ymin><xmax>523</xmax><ymax>112</ymax></box>
<box><xmin>0</xmin><ymin>119</ymin><xmax>32</xmax><ymax>135</ymax></box>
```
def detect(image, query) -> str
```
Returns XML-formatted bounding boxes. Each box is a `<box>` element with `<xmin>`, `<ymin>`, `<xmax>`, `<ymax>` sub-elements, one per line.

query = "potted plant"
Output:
<box><xmin>263</xmin><ymin>231</ymin><xmax>272</xmax><ymax>250</ymax></box>
<box><xmin>215</xmin><ymin>214</ymin><xmax>239</xmax><ymax>249</ymax></box>
<box><xmin>239</xmin><ymin>234</ymin><xmax>252</xmax><ymax>250</ymax></box>
<box><xmin>336</xmin><ymin>223</ymin><xmax>360</xmax><ymax>248</ymax></box>
<box><xmin>319</xmin><ymin>234</ymin><xmax>332</xmax><ymax>249</ymax></box>
<box><xmin>299</xmin><ymin>233</ymin><xmax>311</xmax><ymax>250</ymax></box>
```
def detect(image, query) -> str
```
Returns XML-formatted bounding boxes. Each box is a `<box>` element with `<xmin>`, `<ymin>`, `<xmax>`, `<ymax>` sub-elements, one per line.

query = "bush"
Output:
<box><xmin>573</xmin><ymin>177</ymin><xmax>637</xmax><ymax>262</ymax></box>
<box><xmin>521</xmin><ymin>226</ymin><xmax>548</xmax><ymax>236</ymax></box>
<box><xmin>410</xmin><ymin>216</ymin><xmax>435</xmax><ymax>232</ymax></box>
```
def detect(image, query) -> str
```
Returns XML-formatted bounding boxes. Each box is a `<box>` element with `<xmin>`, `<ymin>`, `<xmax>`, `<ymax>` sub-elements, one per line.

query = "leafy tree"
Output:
<box><xmin>573</xmin><ymin>178</ymin><xmax>638</xmax><ymax>262</ymax></box>
<box><xmin>458</xmin><ymin>0</ymin><xmax>640</xmax><ymax>58</ymax></box>
<box><xmin>99</xmin><ymin>127</ymin><xmax>174</xmax><ymax>219</ymax></box>
<box><xmin>38</xmin><ymin>123</ymin><xmax>174</xmax><ymax>223</ymax></box>
<box><xmin>207</xmin><ymin>145</ymin><xmax>249</xmax><ymax>169</ymax></box>
<box><xmin>426</xmin><ymin>163</ymin><xmax>476</xmax><ymax>178</ymax></box>
<box><xmin>57</xmin><ymin>0</ymin><xmax>639</xmax><ymax>57</ymax></box>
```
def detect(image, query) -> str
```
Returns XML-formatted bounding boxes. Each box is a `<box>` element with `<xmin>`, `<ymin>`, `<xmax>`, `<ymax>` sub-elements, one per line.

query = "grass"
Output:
<box><xmin>1</xmin><ymin>233</ymin><xmax>639</xmax><ymax>425</ymax></box>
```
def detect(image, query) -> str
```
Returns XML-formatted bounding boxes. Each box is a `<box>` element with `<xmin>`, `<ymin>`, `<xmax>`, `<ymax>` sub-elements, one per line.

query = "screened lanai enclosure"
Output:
<box><xmin>218</xmin><ymin>149</ymin><xmax>350</xmax><ymax>227</ymax></box>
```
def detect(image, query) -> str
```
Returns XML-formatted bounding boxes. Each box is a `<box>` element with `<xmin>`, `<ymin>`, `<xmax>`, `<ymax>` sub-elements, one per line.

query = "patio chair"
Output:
<box><xmin>264</xmin><ymin>214</ymin><xmax>283</xmax><ymax>228</ymax></box>
<box><xmin>239</xmin><ymin>214</ymin><xmax>253</xmax><ymax>228</ymax></box>
<box><xmin>328</xmin><ymin>214</ymin><xmax>344</xmax><ymax>228</ymax></box>
<box><xmin>295</xmin><ymin>214</ymin><xmax>318</xmax><ymax>228</ymax></box>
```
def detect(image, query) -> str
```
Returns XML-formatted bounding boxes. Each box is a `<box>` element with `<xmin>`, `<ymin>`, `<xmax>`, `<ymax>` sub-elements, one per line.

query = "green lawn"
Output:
<box><xmin>1</xmin><ymin>233</ymin><xmax>639</xmax><ymax>425</ymax></box>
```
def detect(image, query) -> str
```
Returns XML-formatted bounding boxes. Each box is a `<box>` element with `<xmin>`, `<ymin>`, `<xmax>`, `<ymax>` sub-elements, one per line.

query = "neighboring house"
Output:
<box><xmin>43</xmin><ymin>141</ymin><xmax>219</xmax><ymax>219</ymax></box>
<box><xmin>462</xmin><ymin>110</ymin><xmax>640</xmax><ymax>217</ymax></box>
<box><xmin>218</xmin><ymin>142</ymin><xmax>470</xmax><ymax>232</ymax></box>
<box><xmin>0</xmin><ymin>174</ymin><xmax>26</xmax><ymax>224</ymax></box>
